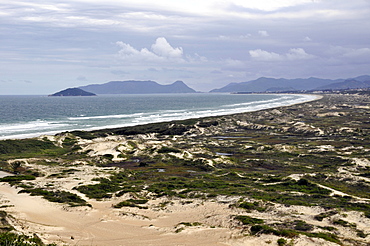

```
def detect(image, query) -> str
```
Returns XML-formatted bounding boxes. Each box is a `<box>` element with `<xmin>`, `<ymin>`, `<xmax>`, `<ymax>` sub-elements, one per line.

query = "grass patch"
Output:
<box><xmin>0</xmin><ymin>232</ymin><xmax>56</xmax><ymax>246</ymax></box>
<box><xmin>235</xmin><ymin>215</ymin><xmax>264</xmax><ymax>225</ymax></box>
<box><xmin>19</xmin><ymin>188</ymin><xmax>89</xmax><ymax>207</ymax></box>
<box><xmin>113</xmin><ymin>199</ymin><xmax>148</xmax><ymax>209</ymax></box>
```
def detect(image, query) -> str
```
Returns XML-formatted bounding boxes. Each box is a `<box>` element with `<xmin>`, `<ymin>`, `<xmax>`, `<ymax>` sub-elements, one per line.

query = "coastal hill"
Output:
<box><xmin>316</xmin><ymin>77</ymin><xmax>370</xmax><ymax>90</ymax></box>
<box><xmin>211</xmin><ymin>75</ymin><xmax>370</xmax><ymax>93</ymax></box>
<box><xmin>49</xmin><ymin>88</ymin><xmax>96</xmax><ymax>96</ymax></box>
<box><xmin>79</xmin><ymin>80</ymin><xmax>196</xmax><ymax>94</ymax></box>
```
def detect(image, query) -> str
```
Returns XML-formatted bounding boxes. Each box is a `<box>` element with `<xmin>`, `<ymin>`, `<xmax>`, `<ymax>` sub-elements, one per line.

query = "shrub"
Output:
<box><xmin>293</xmin><ymin>220</ymin><xmax>313</xmax><ymax>231</ymax></box>
<box><xmin>277</xmin><ymin>238</ymin><xmax>288</xmax><ymax>246</ymax></box>
<box><xmin>0</xmin><ymin>232</ymin><xmax>56</xmax><ymax>246</ymax></box>
<box><xmin>235</xmin><ymin>215</ymin><xmax>264</xmax><ymax>225</ymax></box>
<box><xmin>113</xmin><ymin>199</ymin><xmax>148</xmax><ymax>209</ymax></box>
<box><xmin>158</xmin><ymin>147</ymin><xmax>181</xmax><ymax>154</ymax></box>
<box><xmin>19</xmin><ymin>188</ymin><xmax>89</xmax><ymax>207</ymax></box>
<box><xmin>314</xmin><ymin>211</ymin><xmax>338</xmax><ymax>221</ymax></box>
<box><xmin>0</xmin><ymin>175</ymin><xmax>36</xmax><ymax>182</ymax></box>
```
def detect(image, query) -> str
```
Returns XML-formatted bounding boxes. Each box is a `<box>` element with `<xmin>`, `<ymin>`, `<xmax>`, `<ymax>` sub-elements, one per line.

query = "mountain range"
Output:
<box><xmin>52</xmin><ymin>75</ymin><xmax>370</xmax><ymax>96</ymax></box>
<box><xmin>79</xmin><ymin>80</ymin><xmax>196</xmax><ymax>94</ymax></box>
<box><xmin>210</xmin><ymin>75</ymin><xmax>370</xmax><ymax>93</ymax></box>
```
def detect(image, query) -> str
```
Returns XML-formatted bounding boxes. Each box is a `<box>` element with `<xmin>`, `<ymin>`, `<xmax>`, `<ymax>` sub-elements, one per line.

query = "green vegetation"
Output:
<box><xmin>0</xmin><ymin>139</ymin><xmax>67</xmax><ymax>159</ymax></box>
<box><xmin>235</xmin><ymin>215</ymin><xmax>264</xmax><ymax>225</ymax></box>
<box><xmin>238</xmin><ymin>201</ymin><xmax>267</xmax><ymax>212</ymax></box>
<box><xmin>0</xmin><ymin>175</ymin><xmax>36</xmax><ymax>183</ymax></box>
<box><xmin>0</xmin><ymin>232</ymin><xmax>56</xmax><ymax>246</ymax></box>
<box><xmin>314</xmin><ymin>210</ymin><xmax>338</xmax><ymax>221</ymax></box>
<box><xmin>157</xmin><ymin>146</ymin><xmax>181</xmax><ymax>153</ymax></box>
<box><xmin>113</xmin><ymin>199</ymin><xmax>148</xmax><ymax>209</ymax></box>
<box><xmin>19</xmin><ymin>188</ymin><xmax>89</xmax><ymax>207</ymax></box>
<box><xmin>250</xmin><ymin>224</ymin><xmax>341</xmax><ymax>245</ymax></box>
<box><xmin>277</xmin><ymin>238</ymin><xmax>288</xmax><ymax>246</ymax></box>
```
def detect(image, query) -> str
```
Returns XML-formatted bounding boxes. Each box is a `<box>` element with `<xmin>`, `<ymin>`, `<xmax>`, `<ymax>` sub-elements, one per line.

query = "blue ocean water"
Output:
<box><xmin>0</xmin><ymin>93</ymin><xmax>316</xmax><ymax>139</ymax></box>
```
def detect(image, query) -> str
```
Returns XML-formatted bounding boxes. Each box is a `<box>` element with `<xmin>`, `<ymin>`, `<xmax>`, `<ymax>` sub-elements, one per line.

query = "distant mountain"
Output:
<box><xmin>210</xmin><ymin>77</ymin><xmax>346</xmax><ymax>93</ymax></box>
<box><xmin>316</xmin><ymin>78</ymin><xmax>370</xmax><ymax>90</ymax></box>
<box><xmin>49</xmin><ymin>88</ymin><xmax>96</xmax><ymax>96</ymax></box>
<box><xmin>79</xmin><ymin>80</ymin><xmax>196</xmax><ymax>94</ymax></box>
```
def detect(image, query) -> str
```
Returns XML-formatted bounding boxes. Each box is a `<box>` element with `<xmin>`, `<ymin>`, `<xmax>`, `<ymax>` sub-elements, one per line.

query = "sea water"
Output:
<box><xmin>0</xmin><ymin>93</ymin><xmax>316</xmax><ymax>140</ymax></box>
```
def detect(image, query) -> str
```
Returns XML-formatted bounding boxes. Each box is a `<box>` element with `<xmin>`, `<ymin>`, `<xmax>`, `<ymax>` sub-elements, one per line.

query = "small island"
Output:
<box><xmin>49</xmin><ymin>88</ymin><xmax>96</xmax><ymax>96</ymax></box>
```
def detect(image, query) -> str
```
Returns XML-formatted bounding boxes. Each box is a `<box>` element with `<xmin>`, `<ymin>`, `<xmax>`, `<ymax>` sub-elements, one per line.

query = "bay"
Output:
<box><xmin>0</xmin><ymin>93</ymin><xmax>316</xmax><ymax>140</ymax></box>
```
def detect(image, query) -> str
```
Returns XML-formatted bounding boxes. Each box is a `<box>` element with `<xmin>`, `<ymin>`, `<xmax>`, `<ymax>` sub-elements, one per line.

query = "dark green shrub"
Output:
<box><xmin>293</xmin><ymin>220</ymin><xmax>313</xmax><ymax>231</ymax></box>
<box><xmin>277</xmin><ymin>238</ymin><xmax>287</xmax><ymax>246</ymax></box>
<box><xmin>113</xmin><ymin>199</ymin><xmax>148</xmax><ymax>209</ymax></box>
<box><xmin>0</xmin><ymin>232</ymin><xmax>56</xmax><ymax>245</ymax></box>
<box><xmin>238</xmin><ymin>201</ymin><xmax>266</xmax><ymax>212</ymax></box>
<box><xmin>314</xmin><ymin>211</ymin><xmax>338</xmax><ymax>221</ymax></box>
<box><xmin>235</xmin><ymin>215</ymin><xmax>264</xmax><ymax>225</ymax></box>
<box><xmin>158</xmin><ymin>147</ymin><xmax>181</xmax><ymax>153</ymax></box>
<box><xmin>19</xmin><ymin>188</ymin><xmax>89</xmax><ymax>207</ymax></box>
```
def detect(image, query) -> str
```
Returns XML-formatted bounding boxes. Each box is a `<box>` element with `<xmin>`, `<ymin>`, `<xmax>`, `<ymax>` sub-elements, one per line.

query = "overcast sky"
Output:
<box><xmin>1</xmin><ymin>0</ymin><xmax>370</xmax><ymax>94</ymax></box>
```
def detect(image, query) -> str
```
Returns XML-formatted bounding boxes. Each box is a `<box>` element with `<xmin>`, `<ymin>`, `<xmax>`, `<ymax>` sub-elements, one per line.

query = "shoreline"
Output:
<box><xmin>1</xmin><ymin>93</ymin><xmax>369</xmax><ymax>246</ymax></box>
<box><xmin>0</xmin><ymin>93</ymin><xmax>320</xmax><ymax>141</ymax></box>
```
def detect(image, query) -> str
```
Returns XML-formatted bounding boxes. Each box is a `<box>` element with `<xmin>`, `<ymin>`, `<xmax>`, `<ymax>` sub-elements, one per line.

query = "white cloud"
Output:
<box><xmin>286</xmin><ymin>48</ymin><xmax>314</xmax><ymax>60</ymax></box>
<box><xmin>117</xmin><ymin>37</ymin><xmax>210</xmax><ymax>66</ymax></box>
<box><xmin>258</xmin><ymin>30</ymin><xmax>269</xmax><ymax>37</ymax></box>
<box><xmin>249</xmin><ymin>48</ymin><xmax>314</xmax><ymax>61</ymax></box>
<box><xmin>151</xmin><ymin>37</ymin><xmax>183</xmax><ymax>59</ymax></box>
<box><xmin>249</xmin><ymin>49</ymin><xmax>282</xmax><ymax>61</ymax></box>
<box><xmin>116</xmin><ymin>41</ymin><xmax>159</xmax><ymax>62</ymax></box>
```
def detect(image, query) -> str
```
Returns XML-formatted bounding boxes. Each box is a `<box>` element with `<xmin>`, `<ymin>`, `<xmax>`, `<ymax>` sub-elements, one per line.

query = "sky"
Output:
<box><xmin>1</xmin><ymin>0</ymin><xmax>370</xmax><ymax>94</ymax></box>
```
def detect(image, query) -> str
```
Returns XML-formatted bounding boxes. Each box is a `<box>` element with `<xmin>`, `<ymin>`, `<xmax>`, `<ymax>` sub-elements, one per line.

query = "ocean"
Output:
<box><xmin>0</xmin><ymin>93</ymin><xmax>316</xmax><ymax>140</ymax></box>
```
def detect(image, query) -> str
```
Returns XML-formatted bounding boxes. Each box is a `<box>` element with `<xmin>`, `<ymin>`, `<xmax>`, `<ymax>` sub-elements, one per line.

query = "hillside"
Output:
<box><xmin>79</xmin><ymin>80</ymin><xmax>196</xmax><ymax>94</ymax></box>
<box><xmin>317</xmin><ymin>78</ymin><xmax>370</xmax><ymax>90</ymax></box>
<box><xmin>210</xmin><ymin>75</ymin><xmax>370</xmax><ymax>93</ymax></box>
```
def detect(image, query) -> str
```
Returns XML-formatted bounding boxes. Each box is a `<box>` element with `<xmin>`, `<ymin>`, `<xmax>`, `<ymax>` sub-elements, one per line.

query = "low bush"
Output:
<box><xmin>19</xmin><ymin>188</ymin><xmax>89</xmax><ymax>207</ymax></box>
<box><xmin>277</xmin><ymin>238</ymin><xmax>288</xmax><ymax>246</ymax></box>
<box><xmin>0</xmin><ymin>175</ymin><xmax>36</xmax><ymax>182</ymax></box>
<box><xmin>314</xmin><ymin>211</ymin><xmax>338</xmax><ymax>221</ymax></box>
<box><xmin>235</xmin><ymin>215</ymin><xmax>264</xmax><ymax>225</ymax></box>
<box><xmin>0</xmin><ymin>232</ymin><xmax>56</xmax><ymax>246</ymax></box>
<box><xmin>113</xmin><ymin>199</ymin><xmax>148</xmax><ymax>209</ymax></box>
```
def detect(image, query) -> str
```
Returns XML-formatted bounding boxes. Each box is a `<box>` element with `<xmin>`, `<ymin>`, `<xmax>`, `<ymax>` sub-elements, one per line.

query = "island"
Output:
<box><xmin>49</xmin><ymin>88</ymin><xmax>96</xmax><ymax>96</ymax></box>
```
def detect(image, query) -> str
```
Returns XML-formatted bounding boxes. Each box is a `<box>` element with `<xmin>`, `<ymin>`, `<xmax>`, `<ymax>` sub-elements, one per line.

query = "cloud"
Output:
<box><xmin>258</xmin><ymin>30</ymin><xmax>269</xmax><ymax>37</ymax></box>
<box><xmin>151</xmin><ymin>37</ymin><xmax>183</xmax><ymax>58</ymax></box>
<box><xmin>116</xmin><ymin>42</ymin><xmax>158</xmax><ymax>62</ymax></box>
<box><xmin>116</xmin><ymin>37</ymin><xmax>210</xmax><ymax>66</ymax></box>
<box><xmin>249</xmin><ymin>49</ymin><xmax>282</xmax><ymax>61</ymax></box>
<box><xmin>249</xmin><ymin>48</ymin><xmax>314</xmax><ymax>61</ymax></box>
<box><xmin>286</xmin><ymin>48</ymin><xmax>314</xmax><ymax>60</ymax></box>
<box><xmin>116</xmin><ymin>37</ymin><xmax>185</xmax><ymax>64</ymax></box>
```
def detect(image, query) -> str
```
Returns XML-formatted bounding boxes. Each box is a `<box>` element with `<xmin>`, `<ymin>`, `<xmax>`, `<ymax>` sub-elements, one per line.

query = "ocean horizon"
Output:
<box><xmin>0</xmin><ymin>93</ymin><xmax>317</xmax><ymax>140</ymax></box>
